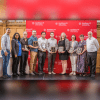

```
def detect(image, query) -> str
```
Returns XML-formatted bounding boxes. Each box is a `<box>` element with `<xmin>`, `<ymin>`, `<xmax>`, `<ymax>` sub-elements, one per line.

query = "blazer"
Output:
<box><xmin>11</xmin><ymin>39</ymin><xmax>19</xmax><ymax>57</ymax></box>
<box><xmin>69</xmin><ymin>41</ymin><xmax>78</xmax><ymax>56</ymax></box>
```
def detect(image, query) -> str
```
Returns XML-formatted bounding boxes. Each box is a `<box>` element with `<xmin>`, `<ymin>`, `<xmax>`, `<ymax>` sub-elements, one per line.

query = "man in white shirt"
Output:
<box><xmin>47</xmin><ymin>32</ymin><xmax>58</xmax><ymax>74</ymax></box>
<box><xmin>38</xmin><ymin>31</ymin><xmax>47</xmax><ymax>75</ymax></box>
<box><xmin>86</xmin><ymin>31</ymin><xmax>99</xmax><ymax>78</ymax></box>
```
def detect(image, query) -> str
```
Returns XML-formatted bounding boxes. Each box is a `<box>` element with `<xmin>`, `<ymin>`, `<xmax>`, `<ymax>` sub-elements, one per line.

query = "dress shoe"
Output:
<box><xmin>38</xmin><ymin>72</ymin><xmax>43</xmax><ymax>75</ymax></box>
<box><xmin>20</xmin><ymin>73</ymin><xmax>24</xmax><ymax>76</ymax></box>
<box><xmin>6</xmin><ymin>74</ymin><xmax>11</xmax><ymax>78</ymax></box>
<box><xmin>12</xmin><ymin>74</ymin><xmax>17</xmax><ymax>77</ymax></box>
<box><xmin>91</xmin><ymin>74</ymin><xmax>95</xmax><ymax>78</ymax></box>
<box><xmin>2</xmin><ymin>75</ymin><xmax>8</xmax><ymax>79</ymax></box>
<box><xmin>59</xmin><ymin>73</ymin><xmax>66</xmax><ymax>75</ymax></box>
<box><xmin>23</xmin><ymin>72</ymin><xmax>28</xmax><ymax>75</ymax></box>
<box><xmin>16</xmin><ymin>73</ymin><xmax>19</xmax><ymax>76</ymax></box>
<box><xmin>33</xmin><ymin>71</ymin><xmax>38</xmax><ymax>75</ymax></box>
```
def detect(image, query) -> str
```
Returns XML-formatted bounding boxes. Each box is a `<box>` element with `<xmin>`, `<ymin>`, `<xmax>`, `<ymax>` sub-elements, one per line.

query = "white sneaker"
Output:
<box><xmin>52</xmin><ymin>72</ymin><xmax>56</xmax><ymax>74</ymax></box>
<box><xmin>69</xmin><ymin>72</ymin><xmax>73</xmax><ymax>75</ymax></box>
<box><xmin>48</xmin><ymin>72</ymin><xmax>51</xmax><ymax>74</ymax></box>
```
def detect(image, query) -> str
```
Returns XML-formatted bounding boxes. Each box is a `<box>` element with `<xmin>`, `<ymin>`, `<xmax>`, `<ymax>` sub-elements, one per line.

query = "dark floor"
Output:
<box><xmin>0</xmin><ymin>74</ymin><xmax>100</xmax><ymax>80</ymax></box>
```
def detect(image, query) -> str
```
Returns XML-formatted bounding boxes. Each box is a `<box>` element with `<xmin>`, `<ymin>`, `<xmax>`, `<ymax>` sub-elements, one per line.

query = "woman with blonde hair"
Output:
<box><xmin>68</xmin><ymin>35</ymin><xmax>78</xmax><ymax>76</ymax></box>
<box><xmin>58</xmin><ymin>32</ymin><xmax>69</xmax><ymax>75</ymax></box>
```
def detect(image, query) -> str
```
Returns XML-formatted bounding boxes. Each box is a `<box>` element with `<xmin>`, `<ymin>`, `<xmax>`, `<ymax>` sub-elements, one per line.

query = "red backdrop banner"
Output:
<box><xmin>26</xmin><ymin>20</ymin><xmax>97</xmax><ymax>73</ymax></box>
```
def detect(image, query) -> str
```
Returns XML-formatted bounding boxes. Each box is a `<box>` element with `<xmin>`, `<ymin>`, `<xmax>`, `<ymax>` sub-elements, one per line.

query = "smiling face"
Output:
<box><xmin>80</xmin><ymin>36</ymin><xmax>84</xmax><ymax>41</ymax></box>
<box><xmin>6</xmin><ymin>28</ymin><xmax>11</xmax><ymax>35</ymax></box>
<box><xmin>61</xmin><ymin>33</ymin><xmax>66</xmax><ymax>40</ymax></box>
<box><xmin>71</xmin><ymin>35</ymin><xmax>76</xmax><ymax>41</ymax></box>
<box><xmin>88</xmin><ymin>31</ymin><xmax>92</xmax><ymax>39</ymax></box>
<box><xmin>41</xmin><ymin>32</ymin><xmax>46</xmax><ymax>38</ymax></box>
<box><xmin>15</xmin><ymin>33</ymin><xmax>19</xmax><ymax>40</ymax></box>
<box><xmin>32</xmin><ymin>30</ymin><xmax>37</xmax><ymax>37</ymax></box>
<box><xmin>50</xmin><ymin>32</ymin><xmax>54</xmax><ymax>38</ymax></box>
<box><xmin>23</xmin><ymin>32</ymin><xmax>27</xmax><ymax>38</ymax></box>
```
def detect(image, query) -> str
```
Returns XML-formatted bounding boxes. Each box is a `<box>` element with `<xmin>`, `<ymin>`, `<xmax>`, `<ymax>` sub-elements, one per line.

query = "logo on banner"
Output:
<box><xmin>55</xmin><ymin>22</ymin><xmax>68</xmax><ymax>26</ymax></box>
<box><xmin>67</xmin><ymin>29</ymin><xmax>79</xmax><ymax>32</ymax></box>
<box><xmin>32</xmin><ymin>22</ymin><xmax>44</xmax><ymax>26</ymax></box>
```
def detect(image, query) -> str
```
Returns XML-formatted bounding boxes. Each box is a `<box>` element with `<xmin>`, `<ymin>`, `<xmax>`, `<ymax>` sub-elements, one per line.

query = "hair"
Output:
<box><xmin>6</xmin><ymin>28</ymin><xmax>10</xmax><ymax>30</ymax></box>
<box><xmin>50</xmin><ymin>32</ymin><xmax>54</xmax><ymax>35</ymax></box>
<box><xmin>88</xmin><ymin>31</ymin><xmax>93</xmax><ymax>35</ymax></box>
<box><xmin>32</xmin><ymin>30</ymin><xmax>36</xmax><ymax>33</ymax></box>
<box><xmin>60</xmin><ymin>32</ymin><xmax>66</xmax><ymax>41</ymax></box>
<box><xmin>23</xmin><ymin>31</ymin><xmax>27</xmax><ymax>34</ymax></box>
<box><xmin>71</xmin><ymin>34</ymin><xmax>76</xmax><ymax>40</ymax></box>
<box><xmin>12</xmin><ymin>32</ymin><xmax>21</xmax><ymax>41</ymax></box>
<box><xmin>41</xmin><ymin>31</ymin><xmax>46</xmax><ymax>35</ymax></box>
<box><xmin>80</xmin><ymin>34</ymin><xmax>84</xmax><ymax>37</ymax></box>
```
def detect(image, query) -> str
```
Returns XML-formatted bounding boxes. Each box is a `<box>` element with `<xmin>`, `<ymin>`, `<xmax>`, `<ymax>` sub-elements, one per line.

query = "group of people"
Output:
<box><xmin>1</xmin><ymin>28</ymin><xmax>99</xmax><ymax>79</ymax></box>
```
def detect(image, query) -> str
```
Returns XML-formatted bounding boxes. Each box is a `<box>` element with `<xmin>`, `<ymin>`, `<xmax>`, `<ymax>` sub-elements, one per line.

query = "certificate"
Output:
<box><xmin>69</xmin><ymin>47</ymin><xmax>74</xmax><ymax>53</ymax></box>
<box><xmin>58</xmin><ymin>46</ymin><xmax>64</xmax><ymax>52</ymax></box>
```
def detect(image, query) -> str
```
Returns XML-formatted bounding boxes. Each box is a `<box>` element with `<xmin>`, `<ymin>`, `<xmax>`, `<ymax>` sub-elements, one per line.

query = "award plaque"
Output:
<box><xmin>51</xmin><ymin>47</ymin><xmax>55</xmax><ymax>53</ymax></box>
<box><xmin>76</xmin><ymin>47</ymin><xmax>82</xmax><ymax>54</ymax></box>
<box><xmin>25</xmin><ymin>45</ymin><xmax>29</xmax><ymax>51</ymax></box>
<box><xmin>33</xmin><ymin>41</ymin><xmax>38</xmax><ymax>47</ymax></box>
<box><xmin>69</xmin><ymin>47</ymin><xmax>74</xmax><ymax>53</ymax></box>
<box><xmin>41</xmin><ymin>43</ymin><xmax>46</xmax><ymax>50</ymax></box>
<box><xmin>58</xmin><ymin>46</ymin><xmax>64</xmax><ymax>52</ymax></box>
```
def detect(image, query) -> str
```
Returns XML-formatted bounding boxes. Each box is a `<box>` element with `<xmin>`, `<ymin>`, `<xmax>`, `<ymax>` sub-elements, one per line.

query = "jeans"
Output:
<box><xmin>1</xmin><ymin>50</ymin><xmax>10</xmax><ymax>76</ymax></box>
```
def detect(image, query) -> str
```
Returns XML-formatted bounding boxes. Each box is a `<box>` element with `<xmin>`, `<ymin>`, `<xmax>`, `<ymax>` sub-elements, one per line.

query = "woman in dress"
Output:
<box><xmin>58</xmin><ymin>32</ymin><xmax>69</xmax><ymax>75</ymax></box>
<box><xmin>11</xmin><ymin>32</ymin><xmax>22</xmax><ymax>77</ymax></box>
<box><xmin>76</xmin><ymin>34</ymin><xmax>88</xmax><ymax>76</ymax></box>
<box><xmin>68</xmin><ymin>35</ymin><xmax>78</xmax><ymax>76</ymax></box>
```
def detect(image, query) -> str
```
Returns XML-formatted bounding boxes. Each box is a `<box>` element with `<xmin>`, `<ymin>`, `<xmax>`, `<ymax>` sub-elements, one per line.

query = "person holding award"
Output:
<box><xmin>38</xmin><ymin>31</ymin><xmax>47</xmax><ymax>75</ymax></box>
<box><xmin>58</xmin><ymin>32</ymin><xmax>69</xmax><ymax>75</ymax></box>
<box><xmin>47</xmin><ymin>32</ymin><xmax>58</xmax><ymax>74</ymax></box>
<box><xmin>28</xmin><ymin>30</ymin><xmax>38</xmax><ymax>75</ymax></box>
<box><xmin>86</xmin><ymin>31</ymin><xmax>99</xmax><ymax>78</ymax></box>
<box><xmin>20</xmin><ymin>31</ymin><xmax>29</xmax><ymax>76</ymax></box>
<box><xmin>11</xmin><ymin>32</ymin><xmax>22</xmax><ymax>77</ymax></box>
<box><xmin>68</xmin><ymin>35</ymin><xmax>78</xmax><ymax>76</ymax></box>
<box><xmin>76</xmin><ymin>34</ymin><xmax>88</xmax><ymax>76</ymax></box>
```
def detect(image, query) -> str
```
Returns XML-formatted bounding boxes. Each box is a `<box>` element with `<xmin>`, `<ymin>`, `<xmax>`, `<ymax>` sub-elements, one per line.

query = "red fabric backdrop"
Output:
<box><xmin>26</xmin><ymin>20</ymin><xmax>97</xmax><ymax>73</ymax></box>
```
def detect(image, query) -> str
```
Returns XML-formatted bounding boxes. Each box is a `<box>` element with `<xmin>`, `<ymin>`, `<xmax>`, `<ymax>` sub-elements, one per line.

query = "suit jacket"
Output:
<box><xmin>69</xmin><ymin>41</ymin><xmax>78</xmax><ymax>56</ymax></box>
<box><xmin>11</xmin><ymin>39</ymin><xmax>19</xmax><ymax>57</ymax></box>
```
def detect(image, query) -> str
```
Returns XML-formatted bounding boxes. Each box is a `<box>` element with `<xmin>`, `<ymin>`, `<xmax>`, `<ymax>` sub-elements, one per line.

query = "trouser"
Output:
<box><xmin>48</xmin><ymin>53</ymin><xmax>56</xmax><ymax>72</ymax></box>
<box><xmin>20</xmin><ymin>51</ymin><xmax>28</xmax><ymax>73</ymax></box>
<box><xmin>1</xmin><ymin>50</ymin><xmax>10</xmax><ymax>76</ymax></box>
<box><xmin>12</xmin><ymin>56</ymin><xmax>21</xmax><ymax>75</ymax></box>
<box><xmin>29</xmin><ymin>51</ymin><xmax>37</xmax><ymax>73</ymax></box>
<box><xmin>70</xmin><ymin>56</ymin><xmax>77</xmax><ymax>72</ymax></box>
<box><xmin>87</xmin><ymin>52</ymin><xmax>97</xmax><ymax>75</ymax></box>
<box><xmin>38</xmin><ymin>50</ymin><xmax>46</xmax><ymax>72</ymax></box>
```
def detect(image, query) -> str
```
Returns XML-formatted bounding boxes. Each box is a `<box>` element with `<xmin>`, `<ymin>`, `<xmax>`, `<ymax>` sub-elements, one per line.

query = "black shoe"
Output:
<box><xmin>38</xmin><ymin>72</ymin><xmax>43</xmax><ymax>75</ymax></box>
<box><xmin>33</xmin><ymin>71</ymin><xmax>38</xmax><ymax>75</ymax></box>
<box><xmin>16</xmin><ymin>73</ymin><xmax>19</xmax><ymax>76</ymax></box>
<box><xmin>91</xmin><ymin>74</ymin><xmax>95</xmax><ymax>78</ymax></box>
<box><xmin>20</xmin><ymin>73</ymin><xmax>24</xmax><ymax>76</ymax></box>
<box><xmin>13</xmin><ymin>74</ymin><xmax>17</xmax><ymax>77</ymax></box>
<box><xmin>23</xmin><ymin>72</ymin><xmax>28</xmax><ymax>75</ymax></box>
<box><xmin>59</xmin><ymin>73</ymin><xmax>66</xmax><ymax>75</ymax></box>
<box><xmin>6</xmin><ymin>74</ymin><xmax>11</xmax><ymax>78</ymax></box>
<box><xmin>87</xmin><ymin>74</ymin><xmax>91</xmax><ymax>77</ymax></box>
<box><xmin>2</xmin><ymin>75</ymin><xmax>8</xmax><ymax>79</ymax></box>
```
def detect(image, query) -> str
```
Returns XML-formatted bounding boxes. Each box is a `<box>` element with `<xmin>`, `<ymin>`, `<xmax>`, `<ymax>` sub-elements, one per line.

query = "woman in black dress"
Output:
<box><xmin>58</xmin><ymin>32</ymin><xmax>69</xmax><ymax>75</ymax></box>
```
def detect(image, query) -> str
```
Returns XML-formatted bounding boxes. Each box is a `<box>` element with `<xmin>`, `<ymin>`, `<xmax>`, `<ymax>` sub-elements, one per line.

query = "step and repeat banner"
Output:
<box><xmin>26</xmin><ymin>20</ymin><xmax>97</xmax><ymax>73</ymax></box>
